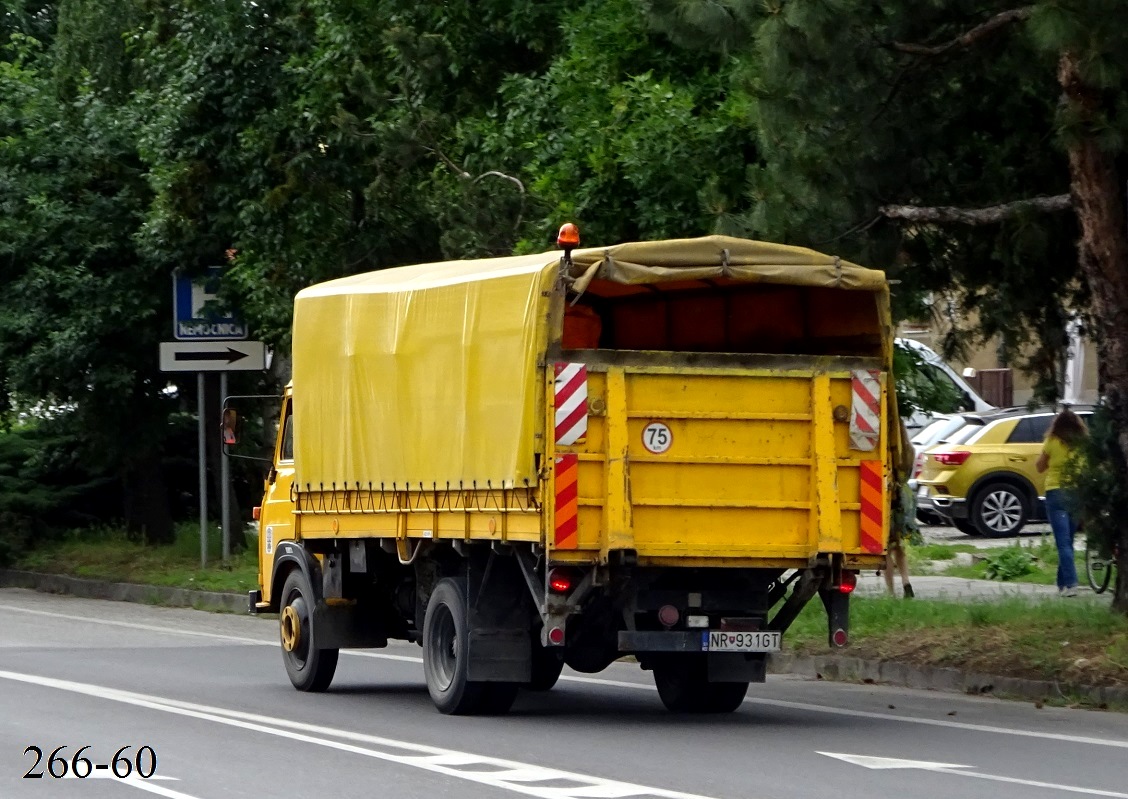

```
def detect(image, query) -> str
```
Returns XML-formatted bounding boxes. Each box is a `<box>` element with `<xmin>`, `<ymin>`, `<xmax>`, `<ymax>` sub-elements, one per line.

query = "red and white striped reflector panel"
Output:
<box><xmin>858</xmin><ymin>460</ymin><xmax>885</xmax><ymax>553</ymax></box>
<box><xmin>554</xmin><ymin>454</ymin><xmax>579</xmax><ymax>549</ymax></box>
<box><xmin>554</xmin><ymin>362</ymin><xmax>588</xmax><ymax>446</ymax></box>
<box><xmin>849</xmin><ymin>369</ymin><xmax>881</xmax><ymax>451</ymax></box>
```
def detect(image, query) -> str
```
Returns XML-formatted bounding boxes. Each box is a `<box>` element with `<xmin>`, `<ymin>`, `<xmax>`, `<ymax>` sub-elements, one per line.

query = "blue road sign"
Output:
<box><xmin>173</xmin><ymin>267</ymin><xmax>248</xmax><ymax>341</ymax></box>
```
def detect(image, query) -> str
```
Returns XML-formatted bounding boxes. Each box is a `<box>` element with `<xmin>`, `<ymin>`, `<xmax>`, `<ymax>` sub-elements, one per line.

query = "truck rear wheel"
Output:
<box><xmin>423</xmin><ymin>577</ymin><xmax>518</xmax><ymax>715</ymax></box>
<box><xmin>654</xmin><ymin>657</ymin><xmax>748</xmax><ymax>714</ymax></box>
<box><xmin>279</xmin><ymin>570</ymin><xmax>339</xmax><ymax>692</ymax></box>
<box><xmin>526</xmin><ymin>644</ymin><xmax>565</xmax><ymax>691</ymax></box>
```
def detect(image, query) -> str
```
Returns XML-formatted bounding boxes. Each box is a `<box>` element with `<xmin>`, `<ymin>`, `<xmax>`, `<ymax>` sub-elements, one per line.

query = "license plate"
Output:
<box><xmin>917</xmin><ymin>485</ymin><xmax>929</xmax><ymax>497</ymax></box>
<box><xmin>705</xmin><ymin>631</ymin><xmax>781</xmax><ymax>652</ymax></box>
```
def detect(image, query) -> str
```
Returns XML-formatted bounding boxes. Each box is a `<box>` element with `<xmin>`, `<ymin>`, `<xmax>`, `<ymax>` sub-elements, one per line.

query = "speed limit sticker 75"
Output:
<box><xmin>642</xmin><ymin>422</ymin><xmax>672</xmax><ymax>454</ymax></box>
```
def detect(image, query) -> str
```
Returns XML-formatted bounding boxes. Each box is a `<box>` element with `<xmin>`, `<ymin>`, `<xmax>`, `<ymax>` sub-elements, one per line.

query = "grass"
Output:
<box><xmin>15</xmin><ymin>522</ymin><xmax>258</xmax><ymax>594</ymax></box>
<box><xmin>905</xmin><ymin>541</ymin><xmax>978</xmax><ymax>570</ymax></box>
<box><xmin>786</xmin><ymin>594</ymin><xmax>1128</xmax><ymax>689</ymax></box>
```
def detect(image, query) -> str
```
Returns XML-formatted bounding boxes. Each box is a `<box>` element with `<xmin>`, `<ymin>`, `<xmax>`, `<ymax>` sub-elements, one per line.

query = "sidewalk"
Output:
<box><xmin>855</xmin><ymin>571</ymin><xmax>1097</xmax><ymax>601</ymax></box>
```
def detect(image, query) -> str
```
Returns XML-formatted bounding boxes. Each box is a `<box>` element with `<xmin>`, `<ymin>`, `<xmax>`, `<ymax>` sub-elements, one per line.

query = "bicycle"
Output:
<box><xmin>1085</xmin><ymin>538</ymin><xmax>1118</xmax><ymax>594</ymax></box>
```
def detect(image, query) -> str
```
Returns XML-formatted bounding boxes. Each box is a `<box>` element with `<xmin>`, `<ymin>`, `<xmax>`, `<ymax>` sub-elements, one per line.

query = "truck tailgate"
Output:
<box><xmin>548</xmin><ymin>360</ymin><xmax>888</xmax><ymax>565</ymax></box>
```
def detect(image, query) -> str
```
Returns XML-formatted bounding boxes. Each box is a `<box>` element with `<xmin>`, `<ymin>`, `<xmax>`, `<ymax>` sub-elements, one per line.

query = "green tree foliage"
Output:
<box><xmin>0</xmin><ymin>11</ymin><xmax>175</xmax><ymax>541</ymax></box>
<box><xmin>892</xmin><ymin>344</ymin><xmax>964</xmax><ymax>421</ymax></box>
<box><xmin>643</xmin><ymin>0</ymin><xmax>1128</xmax><ymax>610</ymax></box>
<box><xmin>0</xmin><ymin>422</ymin><xmax>115</xmax><ymax>564</ymax></box>
<box><xmin>646</xmin><ymin>0</ymin><xmax>1084</xmax><ymax>392</ymax></box>
<box><xmin>450</xmin><ymin>0</ymin><xmax>757</xmax><ymax>253</ymax></box>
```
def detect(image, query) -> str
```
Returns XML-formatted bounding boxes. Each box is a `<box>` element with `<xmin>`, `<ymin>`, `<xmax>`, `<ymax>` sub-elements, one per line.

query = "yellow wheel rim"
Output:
<box><xmin>280</xmin><ymin>605</ymin><xmax>302</xmax><ymax>652</ymax></box>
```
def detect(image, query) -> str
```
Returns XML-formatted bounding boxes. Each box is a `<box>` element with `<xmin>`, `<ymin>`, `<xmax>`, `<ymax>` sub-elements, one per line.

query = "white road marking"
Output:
<box><xmin>819</xmin><ymin>753</ymin><xmax>971</xmax><ymax>770</ymax></box>
<box><xmin>7</xmin><ymin>599</ymin><xmax>1128</xmax><ymax>752</ymax></box>
<box><xmin>0</xmin><ymin>604</ymin><xmax>273</xmax><ymax>646</ymax></box>
<box><xmin>819</xmin><ymin>752</ymin><xmax>1128</xmax><ymax>798</ymax></box>
<box><xmin>63</xmin><ymin>773</ymin><xmax>202</xmax><ymax>799</ymax></box>
<box><xmin>0</xmin><ymin>669</ymin><xmax>716</xmax><ymax>799</ymax></box>
<box><xmin>558</xmin><ymin>674</ymin><xmax>1128</xmax><ymax>751</ymax></box>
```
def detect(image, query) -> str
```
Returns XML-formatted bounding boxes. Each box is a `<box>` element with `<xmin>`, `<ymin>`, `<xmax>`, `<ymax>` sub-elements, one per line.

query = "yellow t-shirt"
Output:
<box><xmin>1041</xmin><ymin>435</ymin><xmax>1074</xmax><ymax>492</ymax></box>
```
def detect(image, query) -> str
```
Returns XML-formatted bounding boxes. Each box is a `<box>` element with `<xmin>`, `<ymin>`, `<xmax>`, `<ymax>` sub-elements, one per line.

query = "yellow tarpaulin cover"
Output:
<box><xmin>291</xmin><ymin>236</ymin><xmax>888</xmax><ymax>491</ymax></box>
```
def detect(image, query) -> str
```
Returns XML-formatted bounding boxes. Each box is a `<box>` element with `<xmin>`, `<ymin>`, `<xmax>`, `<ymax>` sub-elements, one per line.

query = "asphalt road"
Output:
<box><xmin>3</xmin><ymin>588</ymin><xmax>1128</xmax><ymax>799</ymax></box>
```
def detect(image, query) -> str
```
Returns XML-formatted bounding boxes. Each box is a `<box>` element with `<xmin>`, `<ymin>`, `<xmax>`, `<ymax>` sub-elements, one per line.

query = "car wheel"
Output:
<box><xmin>971</xmin><ymin>482</ymin><xmax>1028</xmax><ymax>537</ymax></box>
<box><xmin>952</xmin><ymin>517</ymin><xmax>981</xmax><ymax>537</ymax></box>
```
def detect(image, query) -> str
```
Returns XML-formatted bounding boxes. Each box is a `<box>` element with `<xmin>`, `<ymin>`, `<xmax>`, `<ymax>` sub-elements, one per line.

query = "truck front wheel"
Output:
<box><xmin>654</xmin><ymin>657</ymin><xmax>748</xmax><ymax>713</ymax></box>
<box><xmin>279</xmin><ymin>570</ymin><xmax>339</xmax><ymax>692</ymax></box>
<box><xmin>423</xmin><ymin>577</ymin><xmax>518</xmax><ymax>715</ymax></box>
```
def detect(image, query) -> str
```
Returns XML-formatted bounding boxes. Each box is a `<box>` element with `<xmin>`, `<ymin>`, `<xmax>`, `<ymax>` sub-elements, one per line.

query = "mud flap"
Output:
<box><xmin>466</xmin><ymin>552</ymin><xmax>534</xmax><ymax>682</ymax></box>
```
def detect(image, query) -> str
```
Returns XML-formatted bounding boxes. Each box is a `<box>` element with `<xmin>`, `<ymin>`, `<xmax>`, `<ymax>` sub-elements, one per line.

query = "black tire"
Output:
<box><xmin>971</xmin><ymin>482</ymin><xmax>1028</xmax><ymax>537</ymax></box>
<box><xmin>952</xmin><ymin>517</ymin><xmax>981</xmax><ymax>536</ymax></box>
<box><xmin>1086</xmin><ymin>542</ymin><xmax>1113</xmax><ymax>594</ymax></box>
<box><xmin>526</xmin><ymin>644</ymin><xmax>565</xmax><ymax>691</ymax></box>
<box><xmin>422</xmin><ymin>577</ymin><xmax>518</xmax><ymax>715</ymax></box>
<box><xmin>279</xmin><ymin>570</ymin><xmax>339</xmax><ymax>692</ymax></box>
<box><xmin>653</xmin><ymin>657</ymin><xmax>748</xmax><ymax>714</ymax></box>
<box><xmin>479</xmin><ymin>682</ymin><xmax>521</xmax><ymax>713</ymax></box>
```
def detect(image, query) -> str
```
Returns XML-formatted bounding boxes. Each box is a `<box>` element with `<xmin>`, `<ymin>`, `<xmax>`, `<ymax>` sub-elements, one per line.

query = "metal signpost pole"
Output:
<box><xmin>164</xmin><ymin>268</ymin><xmax>264</xmax><ymax>570</ymax></box>
<box><xmin>197</xmin><ymin>372</ymin><xmax>208</xmax><ymax>569</ymax></box>
<box><xmin>220</xmin><ymin>370</ymin><xmax>230</xmax><ymax>562</ymax></box>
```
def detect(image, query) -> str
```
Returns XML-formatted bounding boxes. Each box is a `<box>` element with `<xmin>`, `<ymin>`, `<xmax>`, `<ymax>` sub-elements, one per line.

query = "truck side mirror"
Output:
<box><xmin>222</xmin><ymin>408</ymin><xmax>239</xmax><ymax>446</ymax></box>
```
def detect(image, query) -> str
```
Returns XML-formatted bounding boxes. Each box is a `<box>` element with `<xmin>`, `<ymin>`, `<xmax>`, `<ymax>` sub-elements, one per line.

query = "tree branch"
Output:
<box><xmin>892</xmin><ymin>7</ymin><xmax>1033</xmax><ymax>57</ymax></box>
<box><xmin>879</xmin><ymin>194</ymin><xmax>1073</xmax><ymax>226</ymax></box>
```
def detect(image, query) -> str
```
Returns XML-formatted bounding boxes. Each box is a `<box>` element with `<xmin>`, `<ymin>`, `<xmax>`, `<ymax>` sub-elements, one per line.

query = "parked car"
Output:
<box><xmin>909</xmin><ymin>413</ymin><xmax>971</xmax><ymax>525</ymax></box>
<box><xmin>911</xmin><ymin>410</ymin><xmax>1024</xmax><ymax>530</ymax></box>
<box><xmin>916</xmin><ymin>406</ymin><xmax>1094</xmax><ymax>536</ymax></box>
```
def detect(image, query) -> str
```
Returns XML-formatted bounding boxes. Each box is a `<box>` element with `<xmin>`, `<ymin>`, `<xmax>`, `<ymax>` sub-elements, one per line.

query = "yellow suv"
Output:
<box><xmin>916</xmin><ymin>407</ymin><xmax>1093</xmax><ymax>537</ymax></box>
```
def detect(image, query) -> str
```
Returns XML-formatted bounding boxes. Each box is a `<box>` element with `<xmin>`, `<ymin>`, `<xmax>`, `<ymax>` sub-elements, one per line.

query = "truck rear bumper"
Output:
<box><xmin>619</xmin><ymin>631</ymin><xmax>706</xmax><ymax>652</ymax></box>
<box><xmin>618</xmin><ymin>630</ymin><xmax>781</xmax><ymax>655</ymax></box>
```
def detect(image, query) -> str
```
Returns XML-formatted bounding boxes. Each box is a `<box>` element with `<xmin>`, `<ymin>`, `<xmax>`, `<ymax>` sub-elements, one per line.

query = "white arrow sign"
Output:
<box><xmin>819</xmin><ymin>752</ymin><xmax>1128</xmax><ymax>798</ymax></box>
<box><xmin>160</xmin><ymin>341</ymin><xmax>268</xmax><ymax>373</ymax></box>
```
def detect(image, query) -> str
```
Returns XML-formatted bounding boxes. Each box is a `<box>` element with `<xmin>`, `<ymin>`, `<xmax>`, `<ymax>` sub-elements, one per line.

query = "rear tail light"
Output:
<box><xmin>548</xmin><ymin>567</ymin><xmax>576</xmax><ymax>594</ymax></box>
<box><xmin>933</xmin><ymin>450</ymin><xmax>971</xmax><ymax>466</ymax></box>
<box><xmin>836</xmin><ymin>571</ymin><xmax>857</xmax><ymax>594</ymax></box>
<box><xmin>252</xmin><ymin>506</ymin><xmax>261</xmax><ymax>521</ymax></box>
<box><xmin>912</xmin><ymin>453</ymin><xmax>924</xmax><ymax>478</ymax></box>
<box><xmin>658</xmin><ymin>604</ymin><xmax>680</xmax><ymax>627</ymax></box>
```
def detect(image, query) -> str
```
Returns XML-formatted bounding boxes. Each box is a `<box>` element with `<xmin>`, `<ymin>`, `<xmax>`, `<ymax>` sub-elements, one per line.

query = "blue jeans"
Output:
<box><xmin>1045</xmin><ymin>489</ymin><xmax>1079</xmax><ymax>590</ymax></box>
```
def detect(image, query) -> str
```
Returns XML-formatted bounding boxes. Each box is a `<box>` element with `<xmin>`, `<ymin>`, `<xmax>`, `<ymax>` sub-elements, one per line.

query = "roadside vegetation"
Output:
<box><xmin>788</xmin><ymin>595</ymin><xmax>1128</xmax><ymax>692</ymax></box>
<box><xmin>907</xmin><ymin>538</ymin><xmax>1085</xmax><ymax>585</ymax></box>
<box><xmin>14</xmin><ymin>523</ymin><xmax>258</xmax><ymax>594</ymax></box>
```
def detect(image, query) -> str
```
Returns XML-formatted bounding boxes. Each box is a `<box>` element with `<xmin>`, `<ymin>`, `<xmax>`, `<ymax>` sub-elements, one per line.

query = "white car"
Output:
<box><xmin>896</xmin><ymin>338</ymin><xmax>994</xmax><ymax>434</ymax></box>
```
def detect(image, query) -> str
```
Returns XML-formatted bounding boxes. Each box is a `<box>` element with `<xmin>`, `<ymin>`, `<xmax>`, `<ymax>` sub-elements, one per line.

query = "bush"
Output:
<box><xmin>983</xmin><ymin>547</ymin><xmax>1036</xmax><ymax>581</ymax></box>
<box><xmin>0</xmin><ymin>423</ymin><xmax>114</xmax><ymax>565</ymax></box>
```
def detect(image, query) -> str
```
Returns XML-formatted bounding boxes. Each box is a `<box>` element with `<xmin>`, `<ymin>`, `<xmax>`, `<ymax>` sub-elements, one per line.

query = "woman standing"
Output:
<box><xmin>1036</xmin><ymin>408</ymin><xmax>1088</xmax><ymax>596</ymax></box>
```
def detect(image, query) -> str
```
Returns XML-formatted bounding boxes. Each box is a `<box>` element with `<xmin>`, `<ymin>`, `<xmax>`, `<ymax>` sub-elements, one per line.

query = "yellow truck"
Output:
<box><xmin>245</xmin><ymin>233</ymin><xmax>901</xmax><ymax>715</ymax></box>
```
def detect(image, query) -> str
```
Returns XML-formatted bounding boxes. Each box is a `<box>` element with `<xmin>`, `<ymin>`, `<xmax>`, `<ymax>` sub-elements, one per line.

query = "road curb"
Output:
<box><xmin>768</xmin><ymin>653</ymin><xmax>1128</xmax><ymax>706</ymax></box>
<box><xmin>4</xmin><ymin>569</ymin><xmax>1125</xmax><ymax>706</ymax></box>
<box><xmin>0</xmin><ymin>569</ymin><xmax>247</xmax><ymax>614</ymax></box>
